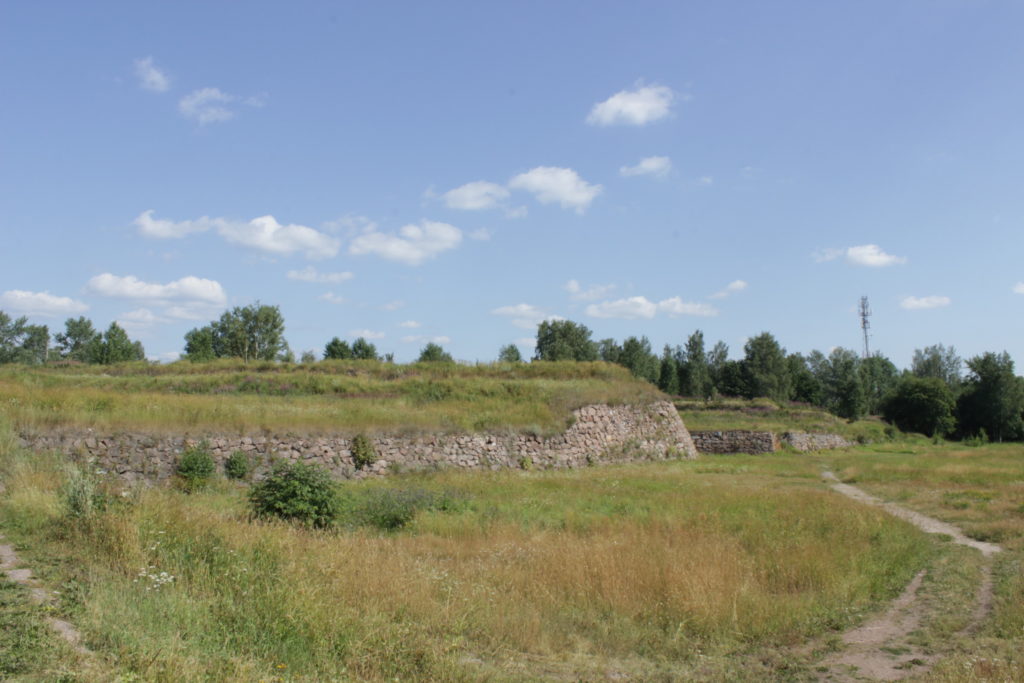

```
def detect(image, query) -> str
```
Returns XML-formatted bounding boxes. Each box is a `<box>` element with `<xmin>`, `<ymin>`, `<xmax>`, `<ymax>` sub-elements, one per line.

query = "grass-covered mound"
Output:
<box><xmin>0</xmin><ymin>360</ymin><xmax>663</xmax><ymax>435</ymax></box>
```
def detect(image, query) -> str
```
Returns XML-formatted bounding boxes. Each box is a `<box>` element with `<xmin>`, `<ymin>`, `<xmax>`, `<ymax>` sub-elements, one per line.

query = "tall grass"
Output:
<box><xmin>0</xmin><ymin>423</ymin><xmax>932</xmax><ymax>681</ymax></box>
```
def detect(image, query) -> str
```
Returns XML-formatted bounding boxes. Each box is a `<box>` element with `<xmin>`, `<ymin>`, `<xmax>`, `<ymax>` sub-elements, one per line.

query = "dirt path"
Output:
<box><xmin>814</xmin><ymin>472</ymin><xmax>1002</xmax><ymax>681</ymax></box>
<box><xmin>0</xmin><ymin>531</ymin><xmax>89</xmax><ymax>655</ymax></box>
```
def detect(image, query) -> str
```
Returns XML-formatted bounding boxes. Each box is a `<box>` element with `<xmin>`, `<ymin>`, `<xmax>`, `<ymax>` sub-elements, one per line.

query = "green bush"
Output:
<box><xmin>224</xmin><ymin>450</ymin><xmax>251</xmax><ymax>480</ymax></box>
<box><xmin>345</xmin><ymin>487</ymin><xmax>466</xmax><ymax>531</ymax></box>
<box><xmin>176</xmin><ymin>441</ymin><xmax>216</xmax><ymax>491</ymax></box>
<box><xmin>249</xmin><ymin>461</ymin><xmax>340</xmax><ymax>528</ymax></box>
<box><xmin>350</xmin><ymin>434</ymin><xmax>377</xmax><ymax>470</ymax></box>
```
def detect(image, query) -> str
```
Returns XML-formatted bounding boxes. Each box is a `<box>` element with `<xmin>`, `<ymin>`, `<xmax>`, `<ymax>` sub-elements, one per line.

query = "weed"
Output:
<box><xmin>350</xmin><ymin>434</ymin><xmax>377</xmax><ymax>470</ymax></box>
<box><xmin>176</xmin><ymin>441</ymin><xmax>215</xmax><ymax>492</ymax></box>
<box><xmin>223</xmin><ymin>450</ymin><xmax>251</xmax><ymax>480</ymax></box>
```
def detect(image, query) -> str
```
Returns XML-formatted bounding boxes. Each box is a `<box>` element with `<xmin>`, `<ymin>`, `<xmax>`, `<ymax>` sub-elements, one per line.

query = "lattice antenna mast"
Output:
<box><xmin>859</xmin><ymin>296</ymin><xmax>872</xmax><ymax>359</ymax></box>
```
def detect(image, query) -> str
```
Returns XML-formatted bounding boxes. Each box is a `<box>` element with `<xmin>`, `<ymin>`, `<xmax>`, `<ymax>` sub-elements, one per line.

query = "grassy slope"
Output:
<box><xmin>0</xmin><ymin>360</ymin><xmax>663</xmax><ymax>436</ymax></box>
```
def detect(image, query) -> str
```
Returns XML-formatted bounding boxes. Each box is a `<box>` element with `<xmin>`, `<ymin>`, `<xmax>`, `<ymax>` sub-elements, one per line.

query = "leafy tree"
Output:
<box><xmin>300</xmin><ymin>350</ymin><xmax>317</xmax><ymax>363</ymax></box>
<box><xmin>183</xmin><ymin>325</ymin><xmax>216</xmax><ymax>362</ymax></box>
<box><xmin>184</xmin><ymin>303</ymin><xmax>287</xmax><ymax>362</ymax></box>
<box><xmin>418</xmin><ymin>342</ymin><xmax>453</xmax><ymax>363</ymax></box>
<box><xmin>818</xmin><ymin>348</ymin><xmax>865</xmax><ymax>420</ymax></box>
<box><xmin>740</xmin><ymin>332</ymin><xmax>791</xmax><ymax>402</ymax></box>
<box><xmin>706</xmin><ymin>341</ymin><xmax>730</xmax><ymax>396</ymax></box>
<box><xmin>86</xmin><ymin>322</ymin><xmax>145</xmax><ymax>364</ymax></box>
<box><xmin>788</xmin><ymin>353</ymin><xmax>822</xmax><ymax>405</ymax></box>
<box><xmin>55</xmin><ymin>316</ymin><xmax>99</xmax><ymax>361</ymax></box>
<box><xmin>657</xmin><ymin>345</ymin><xmax>680</xmax><ymax>395</ymax></box>
<box><xmin>351</xmin><ymin>337</ymin><xmax>379</xmax><ymax>360</ymax></box>
<box><xmin>19</xmin><ymin>324</ymin><xmax>49</xmax><ymax>365</ymax></box>
<box><xmin>324</xmin><ymin>337</ymin><xmax>353</xmax><ymax>360</ymax></box>
<box><xmin>881</xmin><ymin>376</ymin><xmax>956</xmax><ymax>437</ymax></box>
<box><xmin>680</xmin><ymin>330</ymin><xmax>711</xmax><ymax>398</ymax></box>
<box><xmin>0</xmin><ymin>311</ymin><xmax>28</xmax><ymax>363</ymax></box>
<box><xmin>534</xmin><ymin>320</ymin><xmax>598</xmax><ymax>361</ymax></box>
<box><xmin>956</xmin><ymin>352</ymin><xmax>1024</xmax><ymax>442</ymax></box>
<box><xmin>497</xmin><ymin>343</ymin><xmax>523</xmax><ymax>363</ymax></box>
<box><xmin>597</xmin><ymin>338</ymin><xmax>622</xmax><ymax>364</ymax></box>
<box><xmin>859</xmin><ymin>353</ymin><xmax>899</xmax><ymax>415</ymax></box>
<box><xmin>618</xmin><ymin>336</ymin><xmax>658</xmax><ymax>383</ymax></box>
<box><xmin>912</xmin><ymin>344</ymin><xmax>962</xmax><ymax>392</ymax></box>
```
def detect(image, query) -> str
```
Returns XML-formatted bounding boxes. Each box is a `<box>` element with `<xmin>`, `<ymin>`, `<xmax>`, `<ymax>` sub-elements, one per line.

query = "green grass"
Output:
<box><xmin>676</xmin><ymin>396</ymin><xmax>890</xmax><ymax>441</ymax></box>
<box><xmin>0</xmin><ymin>360</ymin><xmax>663</xmax><ymax>435</ymax></box>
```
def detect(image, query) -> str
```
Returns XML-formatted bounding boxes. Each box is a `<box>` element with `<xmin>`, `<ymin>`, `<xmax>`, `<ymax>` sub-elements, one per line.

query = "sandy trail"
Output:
<box><xmin>814</xmin><ymin>472</ymin><xmax>1002</xmax><ymax>681</ymax></box>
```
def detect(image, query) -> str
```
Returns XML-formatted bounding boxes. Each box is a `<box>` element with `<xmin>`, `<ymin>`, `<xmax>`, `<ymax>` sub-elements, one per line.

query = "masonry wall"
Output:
<box><xmin>689</xmin><ymin>430</ymin><xmax>853</xmax><ymax>454</ymax></box>
<box><xmin>17</xmin><ymin>401</ymin><xmax>697</xmax><ymax>483</ymax></box>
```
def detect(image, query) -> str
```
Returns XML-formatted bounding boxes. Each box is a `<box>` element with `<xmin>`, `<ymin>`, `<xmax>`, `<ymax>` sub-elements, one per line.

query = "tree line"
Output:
<box><xmin>0</xmin><ymin>311</ymin><xmax>145</xmax><ymax>365</ymax></box>
<box><xmin>532</xmin><ymin>320</ymin><xmax>1024</xmax><ymax>443</ymax></box>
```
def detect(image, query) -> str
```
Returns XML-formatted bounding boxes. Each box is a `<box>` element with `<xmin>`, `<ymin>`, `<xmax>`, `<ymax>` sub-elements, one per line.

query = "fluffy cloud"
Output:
<box><xmin>1014</xmin><ymin>283</ymin><xmax>1024</xmax><ymax>294</ymax></box>
<box><xmin>815</xmin><ymin>245</ymin><xmax>907</xmax><ymax>267</ymax></box>
<box><xmin>586</xmin><ymin>84</ymin><xmax>674</xmax><ymax>126</ymax></box>
<box><xmin>900</xmin><ymin>295</ymin><xmax>951</xmax><ymax>310</ymax></box>
<box><xmin>565</xmin><ymin>279</ymin><xmax>616</xmax><ymax>301</ymax></box>
<box><xmin>87</xmin><ymin>273</ymin><xmax>227</xmax><ymax>305</ymax></box>
<box><xmin>399</xmin><ymin>320</ymin><xmax>421</xmax><ymax>328</ymax></box>
<box><xmin>619</xmin><ymin>156</ymin><xmax>672</xmax><ymax>178</ymax></box>
<box><xmin>492</xmin><ymin>303</ymin><xmax>564</xmax><ymax>330</ymax></box>
<box><xmin>586</xmin><ymin>296</ymin><xmax>718</xmax><ymax>319</ymax></box>
<box><xmin>134</xmin><ymin>210</ymin><xmax>219</xmax><ymax>239</ymax></box>
<box><xmin>116</xmin><ymin>308</ymin><xmax>166</xmax><ymax>333</ymax></box>
<box><xmin>508</xmin><ymin>167</ymin><xmax>602</xmax><ymax>213</ymax></box>
<box><xmin>319</xmin><ymin>292</ymin><xmax>345</xmax><ymax>305</ymax></box>
<box><xmin>349</xmin><ymin>220</ymin><xmax>462</xmax><ymax>265</ymax></box>
<box><xmin>286</xmin><ymin>266</ymin><xmax>354</xmax><ymax>284</ymax></box>
<box><xmin>0</xmin><ymin>290</ymin><xmax>88</xmax><ymax>316</ymax></box>
<box><xmin>401</xmin><ymin>335</ymin><xmax>451</xmax><ymax>344</ymax></box>
<box><xmin>710</xmin><ymin>280</ymin><xmax>748</xmax><ymax>299</ymax></box>
<box><xmin>350</xmin><ymin>329</ymin><xmax>385</xmax><ymax>340</ymax></box>
<box><xmin>134</xmin><ymin>57</ymin><xmax>169</xmax><ymax>93</ymax></box>
<box><xmin>442</xmin><ymin>181</ymin><xmax>510</xmax><ymax>210</ymax></box>
<box><xmin>218</xmin><ymin>215</ymin><xmax>341</xmax><ymax>259</ymax></box>
<box><xmin>179</xmin><ymin>87</ymin><xmax>235</xmax><ymax>124</ymax></box>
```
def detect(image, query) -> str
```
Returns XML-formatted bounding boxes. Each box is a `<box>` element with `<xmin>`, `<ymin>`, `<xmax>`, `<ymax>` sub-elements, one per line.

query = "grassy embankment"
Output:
<box><xmin>0</xmin><ymin>360</ymin><xmax>662</xmax><ymax>436</ymax></box>
<box><xmin>0</xmin><ymin>419</ymin><xmax>936</xmax><ymax>681</ymax></box>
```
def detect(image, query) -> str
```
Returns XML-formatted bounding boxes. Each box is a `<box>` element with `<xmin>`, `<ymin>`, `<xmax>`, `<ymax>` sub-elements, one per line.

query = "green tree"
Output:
<box><xmin>819</xmin><ymin>348</ymin><xmax>865</xmax><ymax>420</ymax></box>
<box><xmin>680</xmin><ymin>330</ymin><xmax>711</xmax><ymax>398</ymax></box>
<box><xmin>86</xmin><ymin>322</ymin><xmax>144</xmax><ymax>364</ymax></box>
<box><xmin>859</xmin><ymin>353</ymin><xmax>899</xmax><ymax>415</ymax></box>
<box><xmin>184</xmin><ymin>303</ymin><xmax>287</xmax><ymax>362</ymax></box>
<box><xmin>956</xmin><ymin>352</ymin><xmax>1024</xmax><ymax>442</ymax></box>
<box><xmin>55</xmin><ymin>316</ymin><xmax>99</xmax><ymax>361</ymax></box>
<box><xmin>597</xmin><ymin>338</ymin><xmax>622</xmax><ymax>364</ymax></box>
<box><xmin>740</xmin><ymin>332</ymin><xmax>791</xmax><ymax>402</ymax></box>
<box><xmin>418</xmin><ymin>342</ymin><xmax>453</xmax><ymax>363</ymax></box>
<box><xmin>351</xmin><ymin>337</ymin><xmax>379</xmax><ymax>360</ymax></box>
<box><xmin>881</xmin><ymin>376</ymin><xmax>956</xmax><ymax>437</ymax></box>
<box><xmin>183</xmin><ymin>325</ymin><xmax>216</xmax><ymax>362</ymax></box>
<box><xmin>912</xmin><ymin>344</ymin><xmax>962</xmax><ymax>392</ymax></box>
<box><xmin>788</xmin><ymin>353</ymin><xmax>822</xmax><ymax>405</ymax></box>
<box><xmin>323</xmin><ymin>337</ymin><xmax>353</xmax><ymax>360</ymax></box>
<box><xmin>497</xmin><ymin>343</ymin><xmax>522</xmax><ymax>363</ymax></box>
<box><xmin>534</xmin><ymin>320</ymin><xmax>598</xmax><ymax>361</ymax></box>
<box><xmin>0</xmin><ymin>311</ymin><xmax>28</xmax><ymax>363</ymax></box>
<box><xmin>18</xmin><ymin>324</ymin><xmax>49</xmax><ymax>364</ymax></box>
<box><xmin>706</xmin><ymin>341</ymin><xmax>730</xmax><ymax>396</ymax></box>
<box><xmin>657</xmin><ymin>344</ymin><xmax>680</xmax><ymax>395</ymax></box>
<box><xmin>300</xmin><ymin>350</ymin><xmax>317</xmax><ymax>363</ymax></box>
<box><xmin>618</xmin><ymin>336</ymin><xmax>658</xmax><ymax>383</ymax></box>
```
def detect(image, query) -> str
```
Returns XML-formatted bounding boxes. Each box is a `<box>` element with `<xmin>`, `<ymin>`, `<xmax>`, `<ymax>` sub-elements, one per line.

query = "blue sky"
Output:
<box><xmin>2</xmin><ymin>1</ymin><xmax>1023</xmax><ymax>366</ymax></box>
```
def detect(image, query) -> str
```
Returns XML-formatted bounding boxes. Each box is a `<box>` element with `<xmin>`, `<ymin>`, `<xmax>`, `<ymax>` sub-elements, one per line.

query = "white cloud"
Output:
<box><xmin>504</xmin><ymin>205</ymin><xmax>528</xmax><ymax>219</ymax></box>
<box><xmin>381</xmin><ymin>300</ymin><xmax>405</xmax><ymax>311</ymax></box>
<box><xmin>134</xmin><ymin>57</ymin><xmax>170</xmax><ymax>93</ymax></box>
<box><xmin>350</xmin><ymin>329</ymin><xmax>385</xmax><ymax>340</ymax></box>
<box><xmin>468</xmin><ymin>228</ymin><xmax>492</xmax><ymax>241</ymax></box>
<box><xmin>319</xmin><ymin>292</ymin><xmax>345</xmax><ymax>305</ymax></box>
<box><xmin>349</xmin><ymin>220</ymin><xmax>462</xmax><ymax>265</ymax></box>
<box><xmin>586</xmin><ymin>84</ymin><xmax>674</xmax><ymax>126</ymax></box>
<box><xmin>508</xmin><ymin>167</ymin><xmax>602</xmax><ymax>213</ymax></box>
<box><xmin>401</xmin><ymin>335</ymin><xmax>451</xmax><ymax>344</ymax></box>
<box><xmin>179</xmin><ymin>87</ymin><xmax>235</xmax><ymax>124</ymax></box>
<box><xmin>163</xmin><ymin>305</ymin><xmax>211</xmax><ymax>320</ymax></box>
<box><xmin>586</xmin><ymin>296</ymin><xmax>718</xmax><ymax>320</ymax></box>
<box><xmin>0</xmin><ymin>290</ymin><xmax>88</xmax><ymax>316</ymax></box>
<box><xmin>710</xmin><ymin>280</ymin><xmax>748</xmax><ymax>299</ymax></box>
<box><xmin>492</xmin><ymin>303</ymin><xmax>564</xmax><ymax>330</ymax></box>
<box><xmin>657</xmin><ymin>297</ymin><xmax>718</xmax><ymax>317</ymax></box>
<box><xmin>286</xmin><ymin>266</ymin><xmax>354</xmax><ymax>284</ymax></box>
<box><xmin>442</xmin><ymin>181</ymin><xmax>510</xmax><ymax>210</ymax></box>
<box><xmin>816</xmin><ymin>244</ymin><xmax>907</xmax><ymax>267</ymax></box>
<box><xmin>87</xmin><ymin>273</ymin><xmax>226</xmax><ymax>305</ymax></box>
<box><xmin>619</xmin><ymin>156</ymin><xmax>672</xmax><ymax>178</ymax></box>
<box><xmin>134</xmin><ymin>210</ymin><xmax>218</xmax><ymax>239</ymax></box>
<box><xmin>219</xmin><ymin>215</ymin><xmax>340</xmax><ymax>259</ymax></box>
<box><xmin>1013</xmin><ymin>282</ymin><xmax>1024</xmax><ymax>294</ymax></box>
<box><xmin>900</xmin><ymin>295</ymin><xmax>951</xmax><ymax>310</ymax></box>
<box><xmin>565</xmin><ymin>279</ymin><xmax>616</xmax><ymax>301</ymax></box>
<box><xmin>116</xmin><ymin>308</ymin><xmax>167</xmax><ymax>333</ymax></box>
<box><xmin>399</xmin><ymin>320</ymin><xmax>421</xmax><ymax>328</ymax></box>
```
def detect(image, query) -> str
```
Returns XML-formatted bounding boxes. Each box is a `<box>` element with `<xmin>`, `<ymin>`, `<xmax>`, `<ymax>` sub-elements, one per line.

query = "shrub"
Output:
<box><xmin>176</xmin><ymin>441</ymin><xmax>215</xmax><ymax>491</ymax></box>
<box><xmin>350</xmin><ymin>434</ymin><xmax>377</xmax><ymax>470</ymax></box>
<box><xmin>249</xmin><ymin>461</ymin><xmax>340</xmax><ymax>528</ymax></box>
<box><xmin>224</xmin><ymin>450</ymin><xmax>251</xmax><ymax>480</ymax></box>
<box><xmin>346</xmin><ymin>487</ymin><xmax>466</xmax><ymax>531</ymax></box>
<box><xmin>59</xmin><ymin>464</ymin><xmax>106</xmax><ymax>519</ymax></box>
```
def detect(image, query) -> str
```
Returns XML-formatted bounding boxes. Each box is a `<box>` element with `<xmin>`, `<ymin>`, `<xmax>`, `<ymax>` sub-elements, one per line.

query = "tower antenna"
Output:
<box><xmin>859</xmin><ymin>296</ymin><xmax>871</xmax><ymax>359</ymax></box>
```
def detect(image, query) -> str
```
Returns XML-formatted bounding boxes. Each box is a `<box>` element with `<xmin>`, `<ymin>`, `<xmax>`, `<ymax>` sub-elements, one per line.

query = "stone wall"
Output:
<box><xmin>17</xmin><ymin>401</ymin><xmax>697</xmax><ymax>484</ymax></box>
<box><xmin>690</xmin><ymin>430</ymin><xmax>854</xmax><ymax>454</ymax></box>
<box><xmin>689</xmin><ymin>430</ymin><xmax>780</xmax><ymax>454</ymax></box>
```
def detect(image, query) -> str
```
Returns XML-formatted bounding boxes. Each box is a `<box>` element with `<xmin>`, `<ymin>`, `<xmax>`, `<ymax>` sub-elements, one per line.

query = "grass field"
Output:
<box><xmin>0</xmin><ymin>421</ymin><xmax>940</xmax><ymax>681</ymax></box>
<box><xmin>0</xmin><ymin>360</ymin><xmax>662</xmax><ymax>436</ymax></box>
